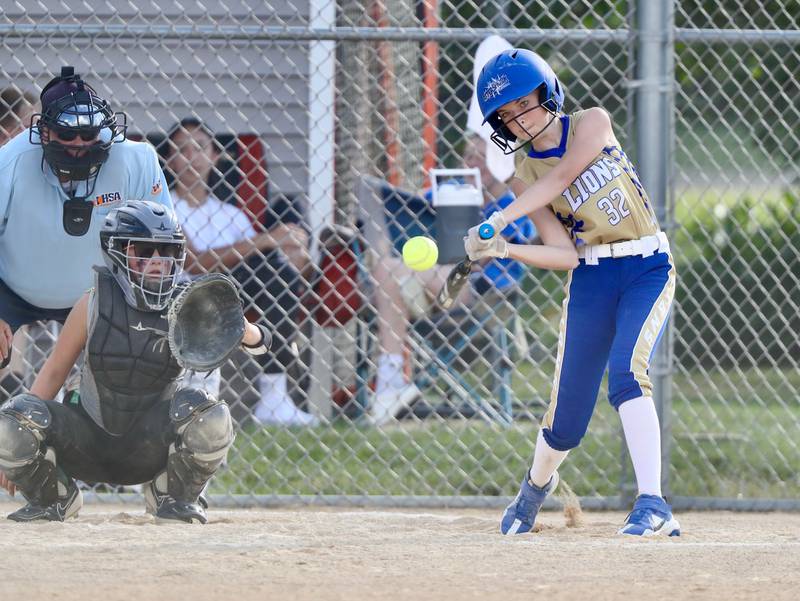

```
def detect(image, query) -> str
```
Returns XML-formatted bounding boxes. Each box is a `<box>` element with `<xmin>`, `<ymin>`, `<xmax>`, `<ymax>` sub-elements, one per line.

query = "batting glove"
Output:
<box><xmin>482</xmin><ymin>211</ymin><xmax>508</xmax><ymax>238</ymax></box>
<box><xmin>464</xmin><ymin>235</ymin><xmax>508</xmax><ymax>261</ymax></box>
<box><xmin>464</xmin><ymin>211</ymin><xmax>507</xmax><ymax>254</ymax></box>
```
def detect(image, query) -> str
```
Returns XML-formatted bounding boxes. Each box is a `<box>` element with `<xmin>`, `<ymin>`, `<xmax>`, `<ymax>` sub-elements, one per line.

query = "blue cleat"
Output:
<box><xmin>500</xmin><ymin>471</ymin><xmax>559</xmax><ymax>535</ymax></box>
<box><xmin>618</xmin><ymin>494</ymin><xmax>681</xmax><ymax>537</ymax></box>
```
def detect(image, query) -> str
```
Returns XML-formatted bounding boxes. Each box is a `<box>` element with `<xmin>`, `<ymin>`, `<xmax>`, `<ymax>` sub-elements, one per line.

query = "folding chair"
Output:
<box><xmin>357</xmin><ymin>175</ymin><xmax>521</xmax><ymax>424</ymax></box>
<box><xmin>302</xmin><ymin>223</ymin><xmax>374</xmax><ymax>421</ymax></box>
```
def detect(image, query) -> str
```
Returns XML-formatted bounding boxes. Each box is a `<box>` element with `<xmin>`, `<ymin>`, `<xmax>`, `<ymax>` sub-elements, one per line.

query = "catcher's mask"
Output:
<box><xmin>31</xmin><ymin>66</ymin><xmax>127</xmax><ymax>201</ymax></box>
<box><xmin>100</xmin><ymin>200</ymin><xmax>186</xmax><ymax>312</ymax></box>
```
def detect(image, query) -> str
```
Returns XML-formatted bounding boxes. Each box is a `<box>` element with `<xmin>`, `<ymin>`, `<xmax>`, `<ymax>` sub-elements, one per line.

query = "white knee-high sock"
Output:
<box><xmin>619</xmin><ymin>395</ymin><xmax>662</xmax><ymax>497</ymax></box>
<box><xmin>529</xmin><ymin>429</ymin><xmax>569</xmax><ymax>488</ymax></box>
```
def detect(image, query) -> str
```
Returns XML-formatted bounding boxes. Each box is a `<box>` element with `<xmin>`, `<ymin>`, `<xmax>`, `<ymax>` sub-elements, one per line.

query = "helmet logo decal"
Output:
<box><xmin>483</xmin><ymin>74</ymin><xmax>511</xmax><ymax>102</ymax></box>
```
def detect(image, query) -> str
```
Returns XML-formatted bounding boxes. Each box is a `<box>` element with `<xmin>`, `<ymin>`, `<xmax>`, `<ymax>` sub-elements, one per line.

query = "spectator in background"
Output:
<box><xmin>0</xmin><ymin>86</ymin><xmax>37</xmax><ymax>396</ymax></box>
<box><xmin>164</xmin><ymin>117</ymin><xmax>317</xmax><ymax>427</ymax></box>
<box><xmin>0</xmin><ymin>86</ymin><xmax>36</xmax><ymax>145</ymax></box>
<box><xmin>370</xmin><ymin>133</ymin><xmax>537</xmax><ymax>425</ymax></box>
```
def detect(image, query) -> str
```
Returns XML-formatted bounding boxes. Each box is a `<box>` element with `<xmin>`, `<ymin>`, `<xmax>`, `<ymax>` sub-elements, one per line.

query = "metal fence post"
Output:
<box><xmin>635</xmin><ymin>0</ymin><xmax>675</xmax><ymax>498</ymax></box>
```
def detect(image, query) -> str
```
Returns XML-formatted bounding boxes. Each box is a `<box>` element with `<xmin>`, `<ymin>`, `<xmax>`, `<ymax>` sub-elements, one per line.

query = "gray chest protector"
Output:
<box><xmin>80</xmin><ymin>267</ymin><xmax>183</xmax><ymax>436</ymax></box>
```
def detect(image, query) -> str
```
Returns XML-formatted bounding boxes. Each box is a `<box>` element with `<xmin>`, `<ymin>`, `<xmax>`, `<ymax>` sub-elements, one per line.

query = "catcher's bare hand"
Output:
<box><xmin>241</xmin><ymin>321</ymin><xmax>272</xmax><ymax>356</ymax></box>
<box><xmin>242</xmin><ymin>321</ymin><xmax>263</xmax><ymax>347</ymax></box>
<box><xmin>0</xmin><ymin>471</ymin><xmax>15</xmax><ymax>497</ymax></box>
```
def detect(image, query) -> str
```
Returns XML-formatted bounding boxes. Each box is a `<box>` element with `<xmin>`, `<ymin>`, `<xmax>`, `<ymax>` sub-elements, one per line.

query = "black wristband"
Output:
<box><xmin>242</xmin><ymin>323</ymin><xmax>272</xmax><ymax>355</ymax></box>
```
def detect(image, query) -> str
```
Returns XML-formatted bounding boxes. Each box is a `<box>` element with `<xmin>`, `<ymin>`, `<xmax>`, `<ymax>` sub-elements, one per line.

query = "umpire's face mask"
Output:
<box><xmin>43</xmin><ymin>126</ymin><xmax>110</xmax><ymax>237</ymax></box>
<box><xmin>38</xmin><ymin>104</ymin><xmax>117</xmax><ymax>236</ymax></box>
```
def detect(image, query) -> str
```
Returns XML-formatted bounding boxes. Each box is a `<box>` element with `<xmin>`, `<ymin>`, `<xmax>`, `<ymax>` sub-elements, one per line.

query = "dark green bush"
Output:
<box><xmin>674</xmin><ymin>192</ymin><xmax>800</xmax><ymax>366</ymax></box>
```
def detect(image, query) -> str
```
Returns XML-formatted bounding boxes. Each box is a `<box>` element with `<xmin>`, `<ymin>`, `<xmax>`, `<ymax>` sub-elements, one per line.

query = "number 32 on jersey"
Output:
<box><xmin>597</xmin><ymin>187</ymin><xmax>630</xmax><ymax>226</ymax></box>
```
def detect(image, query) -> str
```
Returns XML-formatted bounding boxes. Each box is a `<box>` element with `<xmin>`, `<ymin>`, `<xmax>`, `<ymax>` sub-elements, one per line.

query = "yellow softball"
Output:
<box><xmin>402</xmin><ymin>236</ymin><xmax>438</xmax><ymax>271</ymax></box>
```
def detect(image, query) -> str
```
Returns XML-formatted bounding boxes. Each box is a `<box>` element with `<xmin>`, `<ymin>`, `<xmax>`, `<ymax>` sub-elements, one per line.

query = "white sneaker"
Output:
<box><xmin>253</xmin><ymin>374</ymin><xmax>320</xmax><ymax>427</ymax></box>
<box><xmin>253</xmin><ymin>400</ymin><xmax>319</xmax><ymax>427</ymax></box>
<box><xmin>370</xmin><ymin>383</ymin><xmax>421</xmax><ymax>426</ymax></box>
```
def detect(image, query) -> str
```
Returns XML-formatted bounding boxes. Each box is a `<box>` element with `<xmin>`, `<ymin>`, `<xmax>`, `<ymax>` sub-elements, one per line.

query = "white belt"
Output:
<box><xmin>577</xmin><ymin>232</ymin><xmax>669</xmax><ymax>265</ymax></box>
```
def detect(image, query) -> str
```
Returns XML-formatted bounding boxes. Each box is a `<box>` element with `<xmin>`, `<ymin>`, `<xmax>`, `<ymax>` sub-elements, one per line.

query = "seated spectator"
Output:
<box><xmin>370</xmin><ymin>133</ymin><xmax>537</xmax><ymax>424</ymax></box>
<box><xmin>164</xmin><ymin>117</ymin><xmax>317</xmax><ymax>426</ymax></box>
<box><xmin>0</xmin><ymin>85</ymin><xmax>36</xmax><ymax>145</ymax></box>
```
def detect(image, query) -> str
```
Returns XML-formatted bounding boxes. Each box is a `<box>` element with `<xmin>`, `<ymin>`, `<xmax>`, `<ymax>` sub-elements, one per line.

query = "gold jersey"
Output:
<box><xmin>514</xmin><ymin>110</ymin><xmax>660</xmax><ymax>246</ymax></box>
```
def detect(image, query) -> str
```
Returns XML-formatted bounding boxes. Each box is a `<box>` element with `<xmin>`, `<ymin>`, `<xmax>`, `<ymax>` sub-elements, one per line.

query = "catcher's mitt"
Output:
<box><xmin>167</xmin><ymin>273</ymin><xmax>245</xmax><ymax>372</ymax></box>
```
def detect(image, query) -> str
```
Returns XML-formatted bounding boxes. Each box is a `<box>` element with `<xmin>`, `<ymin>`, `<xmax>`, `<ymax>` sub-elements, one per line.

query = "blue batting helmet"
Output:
<box><xmin>477</xmin><ymin>49</ymin><xmax>564</xmax><ymax>147</ymax></box>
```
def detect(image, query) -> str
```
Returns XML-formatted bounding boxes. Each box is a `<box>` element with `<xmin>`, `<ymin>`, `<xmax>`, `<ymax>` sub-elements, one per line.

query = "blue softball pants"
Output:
<box><xmin>541</xmin><ymin>249</ymin><xmax>676</xmax><ymax>452</ymax></box>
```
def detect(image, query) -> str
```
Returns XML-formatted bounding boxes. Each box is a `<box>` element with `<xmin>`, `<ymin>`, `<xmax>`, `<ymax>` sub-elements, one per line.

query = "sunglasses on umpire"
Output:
<box><xmin>130</xmin><ymin>241</ymin><xmax>184</xmax><ymax>259</ymax></box>
<box><xmin>52</xmin><ymin>128</ymin><xmax>100</xmax><ymax>142</ymax></box>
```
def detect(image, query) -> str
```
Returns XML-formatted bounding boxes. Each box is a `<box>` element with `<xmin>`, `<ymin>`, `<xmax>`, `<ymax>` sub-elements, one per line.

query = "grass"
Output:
<box><xmin>212</xmin><ymin>367</ymin><xmax>800</xmax><ymax>501</ymax></box>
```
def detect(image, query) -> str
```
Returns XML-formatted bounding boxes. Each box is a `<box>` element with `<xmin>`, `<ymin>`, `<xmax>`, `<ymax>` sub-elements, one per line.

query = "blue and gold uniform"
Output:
<box><xmin>515</xmin><ymin>110</ymin><xmax>675</xmax><ymax>451</ymax></box>
<box><xmin>478</xmin><ymin>47</ymin><xmax>680</xmax><ymax>536</ymax></box>
<box><xmin>515</xmin><ymin>110</ymin><xmax>660</xmax><ymax>246</ymax></box>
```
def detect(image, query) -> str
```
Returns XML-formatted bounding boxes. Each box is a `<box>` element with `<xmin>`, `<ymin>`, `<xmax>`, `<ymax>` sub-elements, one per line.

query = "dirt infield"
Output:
<box><xmin>0</xmin><ymin>502</ymin><xmax>798</xmax><ymax>601</ymax></box>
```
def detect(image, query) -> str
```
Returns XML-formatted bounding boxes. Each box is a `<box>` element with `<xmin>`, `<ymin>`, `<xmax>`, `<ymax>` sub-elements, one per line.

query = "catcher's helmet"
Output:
<box><xmin>477</xmin><ymin>49</ymin><xmax>564</xmax><ymax>153</ymax></box>
<box><xmin>31</xmin><ymin>66</ymin><xmax>127</xmax><ymax>196</ymax></box>
<box><xmin>100</xmin><ymin>200</ymin><xmax>186</xmax><ymax>312</ymax></box>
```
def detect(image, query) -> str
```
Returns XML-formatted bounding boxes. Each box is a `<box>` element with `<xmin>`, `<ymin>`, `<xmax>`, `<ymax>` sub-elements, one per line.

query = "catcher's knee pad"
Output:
<box><xmin>0</xmin><ymin>394</ymin><xmax>51</xmax><ymax>470</ymax></box>
<box><xmin>166</xmin><ymin>388</ymin><xmax>234</xmax><ymax>502</ymax></box>
<box><xmin>0</xmin><ymin>394</ymin><xmax>65</xmax><ymax>505</ymax></box>
<box><xmin>170</xmin><ymin>388</ymin><xmax>234</xmax><ymax>460</ymax></box>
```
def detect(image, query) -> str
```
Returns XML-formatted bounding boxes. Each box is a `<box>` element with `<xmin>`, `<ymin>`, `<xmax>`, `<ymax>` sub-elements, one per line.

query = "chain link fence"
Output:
<box><xmin>0</xmin><ymin>0</ymin><xmax>798</xmax><ymax>510</ymax></box>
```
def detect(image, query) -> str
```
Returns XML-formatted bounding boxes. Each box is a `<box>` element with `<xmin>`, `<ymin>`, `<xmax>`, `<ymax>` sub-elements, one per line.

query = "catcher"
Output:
<box><xmin>0</xmin><ymin>200</ymin><xmax>270</xmax><ymax>523</ymax></box>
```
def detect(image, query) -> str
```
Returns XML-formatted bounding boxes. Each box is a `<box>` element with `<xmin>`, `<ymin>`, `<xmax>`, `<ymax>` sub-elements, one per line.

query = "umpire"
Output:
<box><xmin>0</xmin><ymin>66</ymin><xmax>173</xmax><ymax>375</ymax></box>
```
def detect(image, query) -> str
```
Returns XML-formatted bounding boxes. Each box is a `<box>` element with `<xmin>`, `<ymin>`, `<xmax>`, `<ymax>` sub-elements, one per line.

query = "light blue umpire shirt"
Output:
<box><xmin>0</xmin><ymin>128</ymin><xmax>173</xmax><ymax>309</ymax></box>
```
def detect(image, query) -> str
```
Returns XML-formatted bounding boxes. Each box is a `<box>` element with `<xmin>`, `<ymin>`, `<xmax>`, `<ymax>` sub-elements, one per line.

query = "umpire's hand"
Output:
<box><xmin>0</xmin><ymin>471</ymin><xmax>15</xmax><ymax>497</ymax></box>
<box><xmin>0</xmin><ymin>320</ymin><xmax>14</xmax><ymax>498</ymax></box>
<box><xmin>0</xmin><ymin>319</ymin><xmax>12</xmax><ymax>367</ymax></box>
